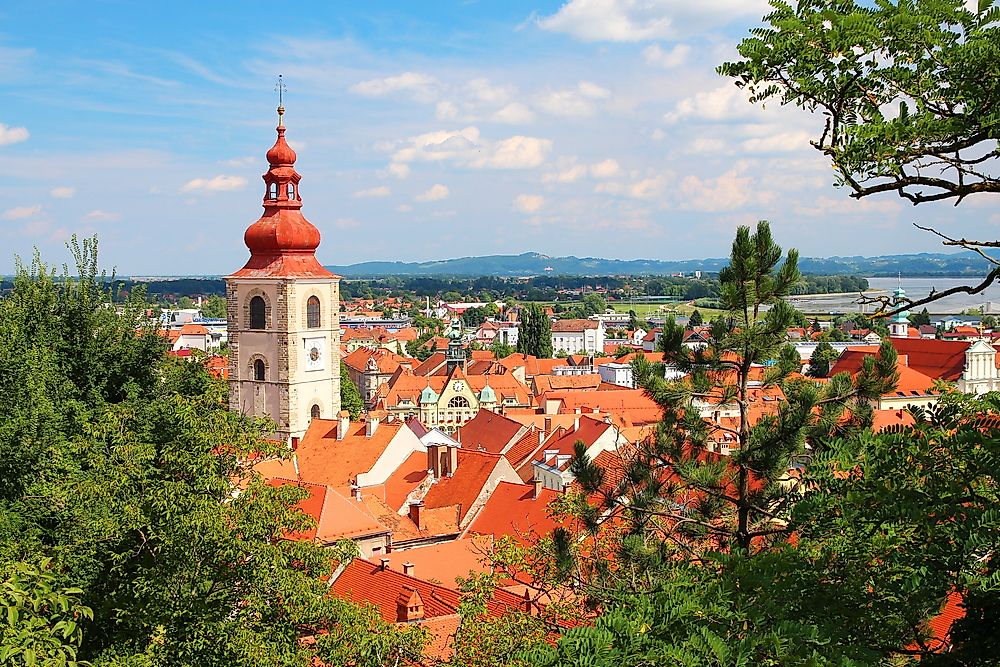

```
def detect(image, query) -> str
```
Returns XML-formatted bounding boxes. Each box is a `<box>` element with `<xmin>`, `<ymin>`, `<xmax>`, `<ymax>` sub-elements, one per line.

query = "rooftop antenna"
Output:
<box><xmin>274</xmin><ymin>74</ymin><xmax>287</xmax><ymax>126</ymax></box>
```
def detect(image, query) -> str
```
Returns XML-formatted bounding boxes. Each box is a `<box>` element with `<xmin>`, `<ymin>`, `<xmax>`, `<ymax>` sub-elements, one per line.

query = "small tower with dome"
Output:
<box><xmin>889</xmin><ymin>283</ymin><xmax>910</xmax><ymax>338</ymax></box>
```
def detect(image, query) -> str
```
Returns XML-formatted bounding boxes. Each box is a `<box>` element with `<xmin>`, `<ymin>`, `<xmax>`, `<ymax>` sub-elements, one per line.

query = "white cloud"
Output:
<box><xmin>83</xmin><ymin>209</ymin><xmax>120</xmax><ymax>221</ymax></box>
<box><xmin>180</xmin><ymin>175</ymin><xmax>246</xmax><ymax>193</ymax></box>
<box><xmin>685</xmin><ymin>137</ymin><xmax>729</xmax><ymax>155</ymax></box>
<box><xmin>492</xmin><ymin>102</ymin><xmax>536</xmax><ymax>124</ymax></box>
<box><xmin>0</xmin><ymin>123</ymin><xmax>29</xmax><ymax>146</ymax></box>
<box><xmin>333</xmin><ymin>217</ymin><xmax>361</xmax><ymax>229</ymax></box>
<box><xmin>435</xmin><ymin>100</ymin><xmax>461</xmax><ymax>120</ymax></box>
<box><xmin>388</xmin><ymin>127</ymin><xmax>551</xmax><ymax>170</ymax></box>
<box><xmin>664</xmin><ymin>84</ymin><xmax>752</xmax><ymax>123</ymax></box>
<box><xmin>50</xmin><ymin>186</ymin><xmax>75</xmax><ymax>199</ymax></box>
<box><xmin>220</xmin><ymin>156</ymin><xmax>256</xmax><ymax>167</ymax></box>
<box><xmin>595</xmin><ymin>175</ymin><xmax>667</xmax><ymax>199</ymax></box>
<box><xmin>590</xmin><ymin>158</ymin><xmax>621</xmax><ymax>178</ymax></box>
<box><xmin>536</xmin><ymin>81</ymin><xmax>610</xmax><ymax>117</ymax></box>
<box><xmin>396</xmin><ymin>204</ymin><xmax>413</xmax><ymax>213</ymax></box>
<box><xmin>679</xmin><ymin>167</ymin><xmax>775</xmax><ymax>212</ymax></box>
<box><xmin>415</xmin><ymin>184</ymin><xmax>450</xmax><ymax>202</ymax></box>
<box><xmin>354</xmin><ymin>185</ymin><xmax>391</xmax><ymax>198</ymax></box>
<box><xmin>543</xmin><ymin>163</ymin><xmax>588</xmax><ymax>184</ymax></box>
<box><xmin>475</xmin><ymin>135</ymin><xmax>552</xmax><ymax>169</ymax></box>
<box><xmin>513</xmin><ymin>194</ymin><xmax>545</xmax><ymax>214</ymax></box>
<box><xmin>642</xmin><ymin>43</ymin><xmax>690</xmax><ymax>68</ymax></box>
<box><xmin>2</xmin><ymin>204</ymin><xmax>42</xmax><ymax>220</ymax></box>
<box><xmin>350</xmin><ymin>72</ymin><xmax>440</xmax><ymax>102</ymax></box>
<box><xmin>382</xmin><ymin>163</ymin><xmax>411</xmax><ymax>179</ymax></box>
<box><xmin>537</xmin><ymin>0</ymin><xmax>768</xmax><ymax>42</ymax></box>
<box><xmin>740</xmin><ymin>130</ymin><xmax>811</xmax><ymax>153</ymax></box>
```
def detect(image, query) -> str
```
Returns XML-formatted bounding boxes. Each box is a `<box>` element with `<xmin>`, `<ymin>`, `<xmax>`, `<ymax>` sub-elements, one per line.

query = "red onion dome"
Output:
<box><xmin>244</xmin><ymin>211</ymin><xmax>320</xmax><ymax>254</ymax></box>
<box><xmin>266</xmin><ymin>126</ymin><xmax>297</xmax><ymax>166</ymax></box>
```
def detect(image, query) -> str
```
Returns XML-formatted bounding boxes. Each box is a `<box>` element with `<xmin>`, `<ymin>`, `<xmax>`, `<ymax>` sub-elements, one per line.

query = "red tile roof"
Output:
<box><xmin>295</xmin><ymin>418</ymin><xmax>403</xmax><ymax>488</ymax></box>
<box><xmin>456</xmin><ymin>409</ymin><xmax>526</xmax><ymax>455</ymax></box>
<box><xmin>331</xmin><ymin>558</ymin><xmax>526</xmax><ymax>623</ymax></box>
<box><xmin>465</xmin><ymin>481</ymin><xmax>562</xmax><ymax>546</ymax></box>
<box><xmin>422</xmin><ymin>449</ymin><xmax>508</xmax><ymax>524</ymax></box>
<box><xmin>551</xmin><ymin>319</ymin><xmax>599</xmax><ymax>332</ymax></box>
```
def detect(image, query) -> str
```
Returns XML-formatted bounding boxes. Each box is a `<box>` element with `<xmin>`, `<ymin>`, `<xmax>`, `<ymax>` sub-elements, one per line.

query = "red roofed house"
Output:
<box><xmin>464</xmin><ymin>480</ymin><xmax>562</xmax><ymax>546</ymax></box>
<box><xmin>407</xmin><ymin>446</ymin><xmax>522</xmax><ymax>529</ymax></box>
<box><xmin>456</xmin><ymin>408</ymin><xmax>530</xmax><ymax>455</ymax></box>
<box><xmin>830</xmin><ymin>348</ymin><xmax>942</xmax><ymax>410</ymax></box>
<box><xmin>529</xmin><ymin>414</ymin><xmax>629</xmax><ymax>490</ymax></box>
<box><xmin>293</xmin><ymin>412</ymin><xmax>425</xmax><ymax>491</ymax></box>
<box><xmin>266</xmin><ymin>478</ymin><xmax>391</xmax><ymax>557</ymax></box>
<box><xmin>342</xmin><ymin>346</ymin><xmax>416</xmax><ymax>408</ymax></box>
<box><xmin>551</xmin><ymin>319</ymin><xmax>605</xmax><ymax>355</ymax></box>
<box><xmin>331</xmin><ymin>558</ymin><xmax>530</xmax><ymax>663</ymax></box>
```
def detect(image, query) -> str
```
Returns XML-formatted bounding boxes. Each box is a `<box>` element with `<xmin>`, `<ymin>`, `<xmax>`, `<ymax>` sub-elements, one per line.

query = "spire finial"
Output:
<box><xmin>275</xmin><ymin>74</ymin><xmax>287</xmax><ymax>127</ymax></box>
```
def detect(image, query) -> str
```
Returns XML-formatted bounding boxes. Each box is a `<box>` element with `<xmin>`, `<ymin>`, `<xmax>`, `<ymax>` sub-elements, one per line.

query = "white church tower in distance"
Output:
<box><xmin>226</xmin><ymin>104</ymin><xmax>341</xmax><ymax>444</ymax></box>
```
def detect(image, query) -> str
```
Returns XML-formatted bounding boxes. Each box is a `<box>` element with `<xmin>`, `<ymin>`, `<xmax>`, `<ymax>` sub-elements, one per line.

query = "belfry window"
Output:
<box><xmin>249</xmin><ymin>296</ymin><xmax>266</xmax><ymax>329</ymax></box>
<box><xmin>311</xmin><ymin>404</ymin><xmax>321</xmax><ymax>419</ymax></box>
<box><xmin>287</xmin><ymin>183</ymin><xmax>295</xmax><ymax>199</ymax></box>
<box><xmin>268</xmin><ymin>183</ymin><xmax>278</xmax><ymax>200</ymax></box>
<box><xmin>253</xmin><ymin>359</ymin><xmax>266</xmax><ymax>381</ymax></box>
<box><xmin>306</xmin><ymin>296</ymin><xmax>321</xmax><ymax>329</ymax></box>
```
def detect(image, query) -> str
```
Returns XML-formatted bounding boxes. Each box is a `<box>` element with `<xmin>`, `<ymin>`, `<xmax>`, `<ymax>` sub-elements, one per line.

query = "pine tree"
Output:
<box><xmin>807</xmin><ymin>340</ymin><xmax>839</xmax><ymax>378</ymax></box>
<box><xmin>688</xmin><ymin>309</ymin><xmax>703</xmax><ymax>327</ymax></box>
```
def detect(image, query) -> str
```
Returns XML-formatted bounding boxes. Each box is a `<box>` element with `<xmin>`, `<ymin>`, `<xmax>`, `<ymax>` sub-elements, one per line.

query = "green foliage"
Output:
<box><xmin>199</xmin><ymin>294</ymin><xmax>227</xmax><ymax>320</ymax></box>
<box><xmin>516</xmin><ymin>303</ymin><xmax>553</xmax><ymax>359</ymax></box>
<box><xmin>0</xmin><ymin>238</ymin><xmax>424</xmax><ymax>666</ymax></box>
<box><xmin>720</xmin><ymin>0</ymin><xmax>1000</xmax><ymax>205</ymax></box>
<box><xmin>1</xmin><ymin>558</ymin><xmax>94</xmax><ymax>667</ymax></box>
<box><xmin>687</xmin><ymin>309</ymin><xmax>703</xmax><ymax>327</ymax></box>
<box><xmin>340</xmin><ymin>361</ymin><xmax>364</xmax><ymax>419</ymax></box>
<box><xmin>451</xmin><ymin>572</ymin><xmax>547</xmax><ymax>667</ymax></box>
<box><xmin>909</xmin><ymin>308</ymin><xmax>932</xmax><ymax>327</ymax></box>
<box><xmin>565</xmin><ymin>292</ymin><xmax>608</xmax><ymax>319</ymax></box>
<box><xmin>807</xmin><ymin>340</ymin><xmax>839</xmax><ymax>378</ymax></box>
<box><xmin>490</xmin><ymin>338</ymin><xmax>515</xmax><ymax>359</ymax></box>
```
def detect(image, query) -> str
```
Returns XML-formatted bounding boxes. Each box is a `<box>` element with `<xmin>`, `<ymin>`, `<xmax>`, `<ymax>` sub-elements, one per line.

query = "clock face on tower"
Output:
<box><xmin>303</xmin><ymin>336</ymin><xmax>326</xmax><ymax>371</ymax></box>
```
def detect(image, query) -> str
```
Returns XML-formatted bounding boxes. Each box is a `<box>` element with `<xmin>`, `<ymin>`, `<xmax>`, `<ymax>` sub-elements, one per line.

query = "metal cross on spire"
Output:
<box><xmin>275</xmin><ymin>74</ymin><xmax>286</xmax><ymax>126</ymax></box>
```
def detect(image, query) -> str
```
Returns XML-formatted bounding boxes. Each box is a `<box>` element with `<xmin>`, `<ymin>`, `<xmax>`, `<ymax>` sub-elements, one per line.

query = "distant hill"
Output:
<box><xmin>325</xmin><ymin>251</ymin><xmax>994</xmax><ymax>278</ymax></box>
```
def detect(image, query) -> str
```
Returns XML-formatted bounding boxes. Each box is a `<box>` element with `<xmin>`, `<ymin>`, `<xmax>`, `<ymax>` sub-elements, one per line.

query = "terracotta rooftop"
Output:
<box><xmin>465</xmin><ymin>481</ymin><xmax>562</xmax><ymax>546</ymax></box>
<box><xmin>456</xmin><ymin>409</ymin><xmax>526</xmax><ymax>455</ymax></box>
<box><xmin>422</xmin><ymin>449</ymin><xmax>509</xmax><ymax>524</ymax></box>
<box><xmin>295</xmin><ymin>418</ymin><xmax>403</xmax><ymax>489</ymax></box>
<box><xmin>551</xmin><ymin>319</ymin><xmax>600</xmax><ymax>332</ymax></box>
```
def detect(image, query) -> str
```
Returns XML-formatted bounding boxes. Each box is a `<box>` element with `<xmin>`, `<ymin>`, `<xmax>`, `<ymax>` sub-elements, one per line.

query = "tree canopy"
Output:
<box><xmin>720</xmin><ymin>0</ymin><xmax>1000</xmax><ymax>206</ymax></box>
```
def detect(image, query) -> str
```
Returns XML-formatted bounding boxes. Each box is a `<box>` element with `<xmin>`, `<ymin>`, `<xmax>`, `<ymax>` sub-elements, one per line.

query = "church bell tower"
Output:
<box><xmin>226</xmin><ymin>104</ymin><xmax>341</xmax><ymax>443</ymax></box>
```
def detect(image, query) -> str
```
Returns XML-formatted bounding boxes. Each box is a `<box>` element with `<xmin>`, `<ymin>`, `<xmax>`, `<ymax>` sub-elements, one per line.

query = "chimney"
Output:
<box><xmin>290</xmin><ymin>436</ymin><xmax>299</xmax><ymax>451</ymax></box>
<box><xmin>427</xmin><ymin>444</ymin><xmax>441</xmax><ymax>478</ymax></box>
<box><xmin>408</xmin><ymin>501</ymin><xmax>426</xmax><ymax>530</ymax></box>
<box><xmin>446</xmin><ymin>444</ymin><xmax>459</xmax><ymax>478</ymax></box>
<box><xmin>380</xmin><ymin>557</ymin><xmax>390</xmax><ymax>571</ymax></box>
<box><xmin>365</xmin><ymin>412</ymin><xmax>380</xmax><ymax>437</ymax></box>
<box><xmin>532</xmin><ymin>478</ymin><xmax>543</xmax><ymax>499</ymax></box>
<box><xmin>573</xmin><ymin>415</ymin><xmax>580</xmax><ymax>431</ymax></box>
<box><xmin>402</xmin><ymin>562</ymin><xmax>414</xmax><ymax>576</ymax></box>
<box><xmin>337</xmin><ymin>411</ymin><xmax>350</xmax><ymax>440</ymax></box>
<box><xmin>351</xmin><ymin>484</ymin><xmax>362</xmax><ymax>501</ymax></box>
<box><xmin>544</xmin><ymin>416</ymin><xmax>552</xmax><ymax>433</ymax></box>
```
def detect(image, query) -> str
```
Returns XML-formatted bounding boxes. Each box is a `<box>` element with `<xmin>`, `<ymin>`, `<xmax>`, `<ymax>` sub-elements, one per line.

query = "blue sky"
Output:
<box><xmin>1</xmin><ymin>0</ymin><xmax>994</xmax><ymax>275</ymax></box>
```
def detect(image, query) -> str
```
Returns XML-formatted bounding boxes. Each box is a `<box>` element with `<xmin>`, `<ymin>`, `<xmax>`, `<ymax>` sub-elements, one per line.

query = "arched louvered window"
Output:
<box><xmin>253</xmin><ymin>359</ymin><xmax>266</xmax><ymax>381</ymax></box>
<box><xmin>311</xmin><ymin>404</ymin><xmax>321</xmax><ymax>419</ymax></box>
<box><xmin>249</xmin><ymin>296</ymin><xmax>266</xmax><ymax>330</ymax></box>
<box><xmin>306</xmin><ymin>296</ymin><xmax>321</xmax><ymax>329</ymax></box>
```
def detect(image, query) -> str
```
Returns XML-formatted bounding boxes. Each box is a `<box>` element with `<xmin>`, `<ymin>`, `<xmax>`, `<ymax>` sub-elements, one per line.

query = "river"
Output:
<box><xmin>786</xmin><ymin>277</ymin><xmax>1000</xmax><ymax>315</ymax></box>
